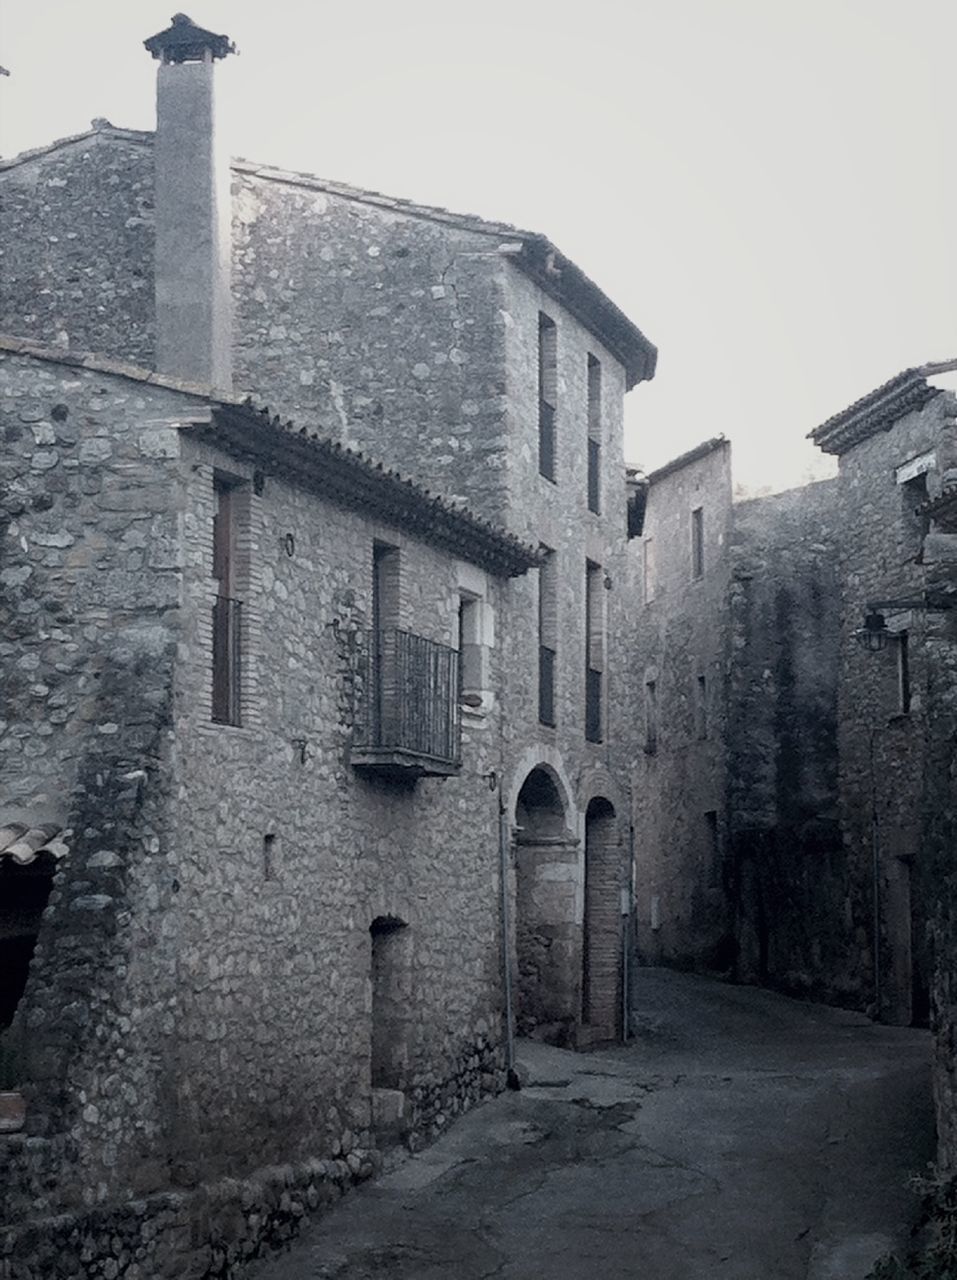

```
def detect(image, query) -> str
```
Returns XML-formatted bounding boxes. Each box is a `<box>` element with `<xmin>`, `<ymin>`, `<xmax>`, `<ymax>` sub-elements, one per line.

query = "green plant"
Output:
<box><xmin>867</xmin><ymin>1170</ymin><xmax>957</xmax><ymax>1279</ymax></box>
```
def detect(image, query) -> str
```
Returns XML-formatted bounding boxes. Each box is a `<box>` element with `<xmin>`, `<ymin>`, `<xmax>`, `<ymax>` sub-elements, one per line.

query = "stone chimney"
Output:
<box><xmin>145</xmin><ymin>14</ymin><xmax>236</xmax><ymax>391</ymax></box>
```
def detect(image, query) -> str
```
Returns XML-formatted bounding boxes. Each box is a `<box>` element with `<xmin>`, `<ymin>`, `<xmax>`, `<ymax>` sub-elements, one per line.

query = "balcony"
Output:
<box><xmin>352</xmin><ymin>628</ymin><xmax>462</xmax><ymax>778</ymax></box>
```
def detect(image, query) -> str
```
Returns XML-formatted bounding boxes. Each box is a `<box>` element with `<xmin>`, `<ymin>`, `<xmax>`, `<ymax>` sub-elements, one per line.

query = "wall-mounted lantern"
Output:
<box><xmin>854</xmin><ymin>595</ymin><xmax>953</xmax><ymax>653</ymax></box>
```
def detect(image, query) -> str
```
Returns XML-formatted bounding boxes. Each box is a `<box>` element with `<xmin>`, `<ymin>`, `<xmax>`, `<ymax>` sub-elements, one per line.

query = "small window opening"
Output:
<box><xmin>696</xmin><ymin>674</ymin><xmax>708</xmax><ymax>739</ymax></box>
<box><xmin>538</xmin><ymin>546</ymin><xmax>557</xmax><ymax>726</ymax></box>
<box><xmin>897</xmin><ymin>632</ymin><xmax>911</xmax><ymax>715</ymax></box>
<box><xmin>370</xmin><ymin>915</ymin><xmax>411</xmax><ymax>1091</ymax></box>
<box><xmin>587</xmin><ymin>355</ymin><xmax>601</xmax><ymax>514</ymax></box>
<box><xmin>644</xmin><ymin>679</ymin><xmax>658</xmax><ymax>755</ymax></box>
<box><xmin>212</xmin><ymin>474</ymin><xmax>243</xmax><ymax>725</ymax></box>
<box><xmin>643</xmin><ymin>537</ymin><xmax>655</xmax><ymax>604</ymax></box>
<box><xmin>691</xmin><ymin>507</ymin><xmax>705</xmax><ymax>580</ymax></box>
<box><xmin>538</xmin><ymin>314</ymin><xmax>557</xmax><ymax>482</ymax></box>
<box><xmin>902</xmin><ymin>473</ymin><xmax>930</xmax><ymax>563</ymax></box>
<box><xmin>262</xmin><ymin>833</ymin><xmax>278</xmax><ymax>881</ymax></box>
<box><xmin>585</xmin><ymin>560</ymin><xmax>604</xmax><ymax>742</ymax></box>
<box><xmin>458</xmin><ymin>595</ymin><xmax>483</xmax><ymax>700</ymax></box>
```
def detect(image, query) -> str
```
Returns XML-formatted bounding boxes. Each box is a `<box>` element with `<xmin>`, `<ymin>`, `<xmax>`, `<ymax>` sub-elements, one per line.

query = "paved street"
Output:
<box><xmin>251</xmin><ymin>969</ymin><xmax>933</xmax><ymax>1280</ymax></box>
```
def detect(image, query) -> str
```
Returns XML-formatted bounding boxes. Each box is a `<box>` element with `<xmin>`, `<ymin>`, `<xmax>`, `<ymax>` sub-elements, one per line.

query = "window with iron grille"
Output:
<box><xmin>538</xmin><ymin>313</ymin><xmax>557</xmax><ymax>482</ymax></box>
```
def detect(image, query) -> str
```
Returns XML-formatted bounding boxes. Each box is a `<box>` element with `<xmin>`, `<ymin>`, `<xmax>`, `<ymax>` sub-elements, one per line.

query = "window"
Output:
<box><xmin>587</xmin><ymin>354</ymin><xmax>601</xmax><ymax>514</ymax></box>
<box><xmin>897</xmin><ymin>632</ymin><xmax>911</xmax><ymax>714</ymax></box>
<box><xmin>538</xmin><ymin>547</ymin><xmax>557</xmax><ymax>726</ymax></box>
<box><xmin>696</xmin><ymin>674</ymin><xmax>708</xmax><ymax>739</ymax></box>
<box><xmin>644</xmin><ymin>679</ymin><xmax>657</xmax><ymax>754</ymax></box>
<box><xmin>901</xmin><ymin>473</ymin><xmax>930</xmax><ymax>563</ymax></box>
<box><xmin>642</xmin><ymin>538</ymin><xmax>655</xmax><ymax>604</ymax></box>
<box><xmin>212</xmin><ymin>474</ymin><xmax>243</xmax><ymax>725</ymax></box>
<box><xmin>538</xmin><ymin>313</ymin><xmax>557</xmax><ymax>481</ymax></box>
<box><xmin>691</xmin><ymin>507</ymin><xmax>705</xmax><ymax>580</ymax></box>
<box><xmin>458</xmin><ymin>594</ymin><xmax>483</xmax><ymax>700</ymax></box>
<box><xmin>585</xmin><ymin>561</ymin><xmax>604</xmax><ymax>742</ymax></box>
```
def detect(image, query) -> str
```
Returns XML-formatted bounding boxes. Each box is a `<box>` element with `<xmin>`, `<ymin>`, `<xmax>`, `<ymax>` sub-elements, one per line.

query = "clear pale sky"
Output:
<box><xmin>1</xmin><ymin>1</ymin><xmax>954</xmax><ymax>492</ymax></box>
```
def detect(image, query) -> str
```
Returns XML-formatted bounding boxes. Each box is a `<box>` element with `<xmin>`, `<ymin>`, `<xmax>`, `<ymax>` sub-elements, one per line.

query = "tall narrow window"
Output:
<box><xmin>458</xmin><ymin>594</ymin><xmax>483</xmax><ymax>699</ymax></box>
<box><xmin>538</xmin><ymin>547</ymin><xmax>557</xmax><ymax>726</ymax></box>
<box><xmin>691</xmin><ymin>507</ymin><xmax>705</xmax><ymax>580</ymax></box>
<box><xmin>696</xmin><ymin>674</ymin><xmax>708</xmax><ymax>739</ymax></box>
<box><xmin>538</xmin><ymin>313</ymin><xmax>557</xmax><ymax>482</ymax></box>
<box><xmin>897</xmin><ymin>632</ymin><xmax>911</xmax><ymax>714</ymax></box>
<box><xmin>643</xmin><ymin>538</ymin><xmax>656</xmax><ymax>604</ymax></box>
<box><xmin>585</xmin><ymin>561</ymin><xmax>604</xmax><ymax>742</ymax></box>
<box><xmin>587</xmin><ymin>354</ymin><xmax>601</xmax><ymax>514</ymax></box>
<box><xmin>644</xmin><ymin>679</ymin><xmax>657</xmax><ymax>754</ymax></box>
<box><xmin>212</xmin><ymin>475</ymin><xmax>242</xmax><ymax>725</ymax></box>
<box><xmin>901</xmin><ymin>472</ymin><xmax>930</xmax><ymax>563</ymax></box>
<box><xmin>373</xmin><ymin>542</ymin><xmax>401</xmax><ymax>742</ymax></box>
<box><xmin>704</xmin><ymin>810</ymin><xmax>721</xmax><ymax>888</ymax></box>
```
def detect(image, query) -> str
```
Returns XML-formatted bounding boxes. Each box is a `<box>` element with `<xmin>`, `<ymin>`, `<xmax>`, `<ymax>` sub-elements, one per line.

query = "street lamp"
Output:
<box><xmin>854</xmin><ymin>595</ymin><xmax>953</xmax><ymax>652</ymax></box>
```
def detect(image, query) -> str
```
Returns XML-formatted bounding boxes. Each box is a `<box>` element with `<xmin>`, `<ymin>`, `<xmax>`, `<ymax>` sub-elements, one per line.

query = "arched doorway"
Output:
<box><xmin>582</xmin><ymin>797</ymin><xmax>621</xmax><ymax>1042</ymax></box>
<box><xmin>514</xmin><ymin>767</ymin><xmax>578</xmax><ymax>1046</ymax></box>
<box><xmin>369</xmin><ymin>915</ymin><xmax>411</xmax><ymax>1090</ymax></box>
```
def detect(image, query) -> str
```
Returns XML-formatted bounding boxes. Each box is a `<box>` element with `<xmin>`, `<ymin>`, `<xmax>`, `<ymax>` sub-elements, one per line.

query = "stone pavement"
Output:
<box><xmin>249</xmin><ymin>969</ymin><xmax>934</xmax><ymax>1280</ymax></box>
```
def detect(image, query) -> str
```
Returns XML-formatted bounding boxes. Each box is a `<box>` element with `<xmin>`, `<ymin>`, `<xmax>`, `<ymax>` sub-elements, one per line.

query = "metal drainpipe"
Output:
<box><xmin>621</xmin><ymin>823</ymin><xmax>634</xmax><ymax>1044</ymax></box>
<box><xmin>498</xmin><ymin>787</ymin><xmax>519</xmax><ymax>1088</ymax></box>
<box><xmin>869</xmin><ymin>726</ymin><xmax>882</xmax><ymax>1018</ymax></box>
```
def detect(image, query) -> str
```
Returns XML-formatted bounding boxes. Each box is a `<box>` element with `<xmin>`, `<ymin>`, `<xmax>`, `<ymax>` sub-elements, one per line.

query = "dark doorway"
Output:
<box><xmin>582</xmin><ymin>797</ymin><xmax>621</xmax><ymax>1039</ymax></box>
<box><xmin>0</xmin><ymin>862</ymin><xmax>55</xmax><ymax>1026</ymax></box>
<box><xmin>369</xmin><ymin>915</ymin><xmax>411</xmax><ymax>1090</ymax></box>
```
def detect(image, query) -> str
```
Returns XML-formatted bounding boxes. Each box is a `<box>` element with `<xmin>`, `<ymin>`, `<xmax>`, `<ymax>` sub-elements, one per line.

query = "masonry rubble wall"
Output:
<box><xmin>628</xmin><ymin>442</ymin><xmax>734</xmax><ymax>971</ymax></box>
<box><xmin>727</xmin><ymin>478</ymin><xmax>847</xmax><ymax>999</ymax></box>
<box><xmin>0</xmin><ymin>352</ymin><xmax>508</xmax><ymax>1276</ymax></box>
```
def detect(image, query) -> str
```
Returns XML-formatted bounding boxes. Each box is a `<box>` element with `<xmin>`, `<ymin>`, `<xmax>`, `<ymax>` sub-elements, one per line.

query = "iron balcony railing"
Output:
<box><xmin>539</xmin><ymin>399</ymin><xmax>556</xmax><ymax>481</ymax></box>
<box><xmin>212</xmin><ymin>595</ymin><xmax>242</xmax><ymax>726</ymax></box>
<box><xmin>355</xmin><ymin>628</ymin><xmax>461</xmax><ymax>768</ymax></box>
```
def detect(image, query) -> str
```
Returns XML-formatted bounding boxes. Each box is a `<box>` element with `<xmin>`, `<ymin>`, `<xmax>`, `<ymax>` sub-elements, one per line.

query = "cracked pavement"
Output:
<box><xmin>250</xmin><ymin>969</ymin><xmax>933</xmax><ymax>1280</ymax></box>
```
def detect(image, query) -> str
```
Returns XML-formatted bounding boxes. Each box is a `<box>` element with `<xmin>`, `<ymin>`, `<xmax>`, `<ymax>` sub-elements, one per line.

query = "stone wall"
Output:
<box><xmin>727</xmin><ymin>479</ymin><xmax>846</xmax><ymax>999</ymax></box>
<box><xmin>628</xmin><ymin>441</ymin><xmax>734</xmax><ymax>970</ymax></box>
<box><xmin>0</xmin><ymin>351</ymin><xmax>511</xmax><ymax>1275</ymax></box>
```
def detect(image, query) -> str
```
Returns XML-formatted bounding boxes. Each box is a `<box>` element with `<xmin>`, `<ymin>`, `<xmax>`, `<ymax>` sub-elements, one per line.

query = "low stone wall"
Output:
<box><xmin>2</xmin><ymin>1043</ymin><xmax>506</xmax><ymax>1279</ymax></box>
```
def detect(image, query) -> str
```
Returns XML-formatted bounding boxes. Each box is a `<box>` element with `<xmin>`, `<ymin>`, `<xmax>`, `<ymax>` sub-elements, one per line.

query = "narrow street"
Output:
<box><xmin>251</xmin><ymin>970</ymin><xmax>933</xmax><ymax>1280</ymax></box>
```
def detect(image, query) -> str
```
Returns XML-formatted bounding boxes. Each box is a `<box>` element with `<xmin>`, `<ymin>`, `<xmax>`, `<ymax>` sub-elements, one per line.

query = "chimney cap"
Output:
<box><xmin>144</xmin><ymin>13</ymin><xmax>235</xmax><ymax>63</ymax></box>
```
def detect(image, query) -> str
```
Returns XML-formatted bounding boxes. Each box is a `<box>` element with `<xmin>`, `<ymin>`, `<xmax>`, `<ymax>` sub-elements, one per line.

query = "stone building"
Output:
<box><xmin>632</xmin><ymin>366</ymin><xmax>957</xmax><ymax>1172</ymax></box>
<box><xmin>0</xmin><ymin>13</ymin><xmax>658</xmax><ymax>1273</ymax></box>
<box><xmin>628</xmin><ymin>438</ymin><xmax>734</xmax><ymax>971</ymax></box>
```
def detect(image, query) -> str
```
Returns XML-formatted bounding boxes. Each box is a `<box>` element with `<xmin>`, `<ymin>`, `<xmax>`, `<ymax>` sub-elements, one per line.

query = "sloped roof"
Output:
<box><xmin>0</xmin><ymin>823</ymin><xmax>69</xmax><ymax>866</ymax></box>
<box><xmin>0</xmin><ymin>334</ymin><xmax>540</xmax><ymax>578</ymax></box>
<box><xmin>809</xmin><ymin>369</ymin><xmax>941</xmax><ymax>456</ymax></box>
<box><xmin>0</xmin><ymin>125</ymin><xmax>657</xmax><ymax>389</ymax></box>
<box><xmin>646</xmin><ymin>436</ymin><xmax>729</xmax><ymax>485</ymax></box>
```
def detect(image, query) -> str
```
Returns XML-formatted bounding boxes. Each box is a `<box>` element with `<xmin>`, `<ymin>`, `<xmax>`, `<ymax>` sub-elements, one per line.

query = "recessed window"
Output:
<box><xmin>643</xmin><ymin>538</ymin><xmax>655</xmax><ymax>604</ymax></box>
<box><xmin>901</xmin><ymin>473</ymin><xmax>930</xmax><ymax>563</ymax></box>
<box><xmin>897</xmin><ymin>632</ymin><xmax>911</xmax><ymax>714</ymax></box>
<box><xmin>212</xmin><ymin>474</ymin><xmax>244</xmax><ymax>726</ymax></box>
<box><xmin>585</xmin><ymin>560</ymin><xmax>604</xmax><ymax>742</ymax></box>
<box><xmin>458</xmin><ymin>594</ymin><xmax>483</xmax><ymax>700</ymax></box>
<box><xmin>587</xmin><ymin>354</ymin><xmax>601</xmax><ymax>514</ymax></box>
<box><xmin>538</xmin><ymin>546</ymin><xmax>557</xmax><ymax>726</ymax></box>
<box><xmin>696</xmin><ymin>674</ymin><xmax>708</xmax><ymax>740</ymax></box>
<box><xmin>538</xmin><ymin>313</ymin><xmax>557</xmax><ymax>482</ymax></box>
<box><xmin>691</xmin><ymin>507</ymin><xmax>705</xmax><ymax>580</ymax></box>
<box><xmin>644</xmin><ymin>679</ymin><xmax>657</xmax><ymax>754</ymax></box>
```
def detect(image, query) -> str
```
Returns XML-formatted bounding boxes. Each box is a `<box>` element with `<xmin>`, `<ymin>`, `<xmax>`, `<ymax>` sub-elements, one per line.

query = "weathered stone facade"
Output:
<box><xmin>0</xmin><ymin>347</ymin><xmax>532</xmax><ymax>1275</ymax></box>
<box><xmin>628</xmin><ymin>439</ymin><xmax>734</xmax><ymax>971</ymax></box>
<box><xmin>0</xmin><ymin>21</ymin><xmax>658</xmax><ymax>1272</ymax></box>
<box><xmin>727</xmin><ymin>479</ymin><xmax>845</xmax><ymax>1000</ymax></box>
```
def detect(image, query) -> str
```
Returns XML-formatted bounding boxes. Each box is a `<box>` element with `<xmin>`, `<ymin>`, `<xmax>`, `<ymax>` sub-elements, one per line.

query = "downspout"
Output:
<box><xmin>498</xmin><ymin>782</ymin><xmax>519</xmax><ymax>1089</ymax></box>
<box><xmin>869</xmin><ymin>726</ymin><xmax>882</xmax><ymax>1018</ymax></box>
<box><xmin>621</xmin><ymin>822</ymin><xmax>635</xmax><ymax>1043</ymax></box>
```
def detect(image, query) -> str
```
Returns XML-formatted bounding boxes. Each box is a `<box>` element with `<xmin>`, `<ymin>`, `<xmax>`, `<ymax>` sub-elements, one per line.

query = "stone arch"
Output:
<box><xmin>513</xmin><ymin>764</ymin><xmax>579</xmax><ymax>1046</ymax></box>
<box><xmin>582</xmin><ymin>796</ymin><xmax>623</xmax><ymax>1041</ymax></box>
